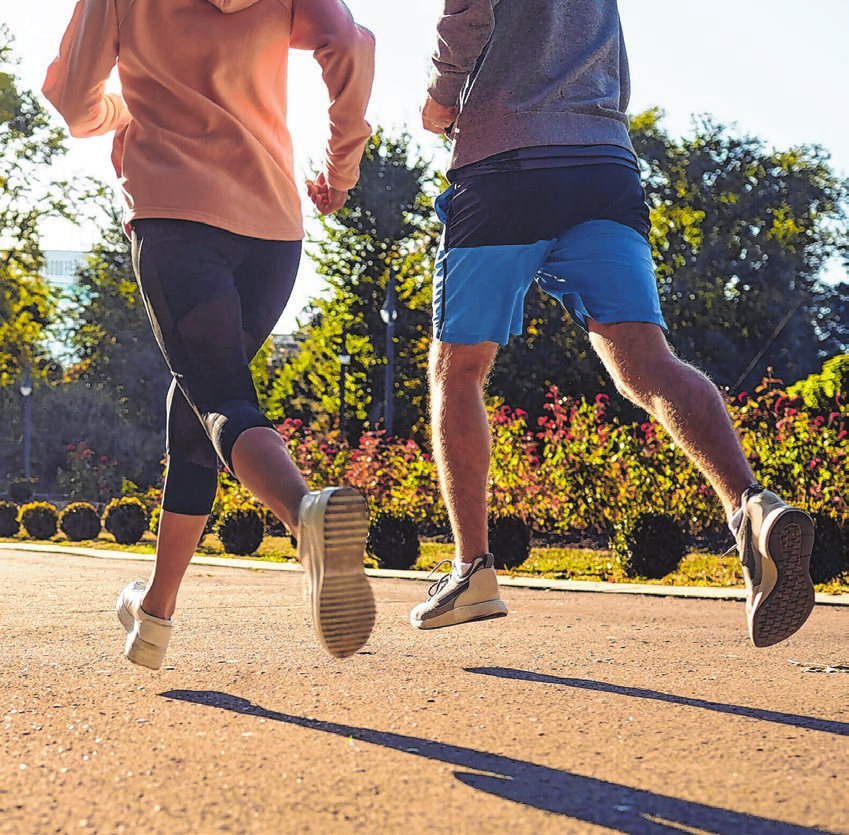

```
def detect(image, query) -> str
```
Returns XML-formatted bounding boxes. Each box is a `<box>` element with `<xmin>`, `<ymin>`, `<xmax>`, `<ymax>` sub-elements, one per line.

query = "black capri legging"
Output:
<box><xmin>131</xmin><ymin>219</ymin><xmax>301</xmax><ymax>516</ymax></box>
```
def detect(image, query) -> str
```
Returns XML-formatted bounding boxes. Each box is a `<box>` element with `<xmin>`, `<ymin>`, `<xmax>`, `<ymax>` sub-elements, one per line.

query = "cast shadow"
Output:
<box><xmin>465</xmin><ymin>667</ymin><xmax>849</xmax><ymax>737</ymax></box>
<box><xmin>160</xmin><ymin>689</ymin><xmax>835</xmax><ymax>835</ymax></box>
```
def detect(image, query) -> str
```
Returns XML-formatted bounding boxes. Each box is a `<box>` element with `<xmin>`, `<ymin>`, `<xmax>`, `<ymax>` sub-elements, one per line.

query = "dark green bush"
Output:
<box><xmin>217</xmin><ymin>508</ymin><xmax>264</xmax><ymax>556</ymax></box>
<box><xmin>488</xmin><ymin>515</ymin><xmax>532</xmax><ymax>570</ymax></box>
<box><xmin>9</xmin><ymin>479</ymin><xmax>35</xmax><ymax>503</ymax></box>
<box><xmin>366</xmin><ymin>512</ymin><xmax>420</xmax><ymax>570</ymax></box>
<box><xmin>19</xmin><ymin>501</ymin><xmax>59</xmax><ymax>540</ymax></box>
<box><xmin>0</xmin><ymin>501</ymin><xmax>20</xmax><ymax>537</ymax></box>
<box><xmin>611</xmin><ymin>512</ymin><xmax>686</xmax><ymax>579</ymax></box>
<box><xmin>59</xmin><ymin>501</ymin><xmax>102</xmax><ymax>542</ymax></box>
<box><xmin>104</xmin><ymin>497</ymin><xmax>149</xmax><ymax>545</ymax></box>
<box><xmin>809</xmin><ymin>512</ymin><xmax>847</xmax><ymax>585</ymax></box>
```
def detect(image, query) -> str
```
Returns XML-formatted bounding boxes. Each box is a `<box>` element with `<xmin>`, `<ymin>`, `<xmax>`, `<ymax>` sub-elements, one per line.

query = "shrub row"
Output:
<box><xmin>0</xmin><ymin>497</ymin><xmax>149</xmax><ymax>544</ymax></box>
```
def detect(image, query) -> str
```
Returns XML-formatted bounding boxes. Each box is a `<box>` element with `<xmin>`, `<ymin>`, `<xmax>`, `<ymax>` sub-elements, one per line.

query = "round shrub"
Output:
<box><xmin>0</xmin><ymin>501</ymin><xmax>20</xmax><ymax>537</ymax></box>
<box><xmin>9</xmin><ymin>479</ymin><xmax>35</xmax><ymax>503</ymax></box>
<box><xmin>611</xmin><ymin>512</ymin><xmax>686</xmax><ymax>579</ymax></box>
<box><xmin>809</xmin><ymin>512</ymin><xmax>847</xmax><ymax>585</ymax></box>
<box><xmin>366</xmin><ymin>512</ymin><xmax>420</xmax><ymax>570</ymax></box>
<box><xmin>19</xmin><ymin>501</ymin><xmax>59</xmax><ymax>540</ymax></box>
<box><xmin>104</xmin><ymin>497</ymin><xmax>149</xmax><ymax>545</ymax></box>
<box><xmin>217</xmin><ymin>508</ymin><xmax>264</xmax><ymax>556</ymax></box>
<box><xmin>488</xmin><ymin>515</ymin><xmax>532</xmax><ymax>570</ymax></box>
<box><xmin>59</xmin><ymin>501</ymin><xmax>102</xmax><ymax>542</ymax></box>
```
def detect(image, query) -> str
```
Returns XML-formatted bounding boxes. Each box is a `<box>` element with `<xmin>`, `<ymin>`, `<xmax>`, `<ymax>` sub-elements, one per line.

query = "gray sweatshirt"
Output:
<box><xmin>427</xmin><ymin>0</ymin><xmax>634</xmax><ymax>170</ymax></box>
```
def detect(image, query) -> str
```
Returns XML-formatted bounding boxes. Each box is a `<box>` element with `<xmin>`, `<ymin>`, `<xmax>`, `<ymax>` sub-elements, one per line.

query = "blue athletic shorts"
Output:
<box><xmin>432</xmin><ymin>163</ymin><xmax>667</xmax><ymax>345</ymax></box>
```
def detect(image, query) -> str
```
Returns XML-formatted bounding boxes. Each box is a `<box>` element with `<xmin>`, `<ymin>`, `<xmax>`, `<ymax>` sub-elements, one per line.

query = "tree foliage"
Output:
<box><xmin>268</xmin><ymin>129</ymin><xmax>442</xmax><ymax>440</ymax></box>
<box><xmin>632</xmin><ymin>108</ymin><xmax>849</xmax><ymax>391</ymax></box>
<box><xmin>0</xmin><ymin>28</ymin><xmax>69</xmax><ymax>388</ymax></box>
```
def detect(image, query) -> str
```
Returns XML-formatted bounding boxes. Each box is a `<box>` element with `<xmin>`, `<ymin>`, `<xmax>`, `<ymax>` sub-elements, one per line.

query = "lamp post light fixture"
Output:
<box><xmin>379</xmin><ymin>271</ymin><xmax>398</xmax><ymax>437</ymax></box>
<box><xmin>20</xmin><ymin>361</ymin><xmax>32</xmax><ymax>482</ymax></box>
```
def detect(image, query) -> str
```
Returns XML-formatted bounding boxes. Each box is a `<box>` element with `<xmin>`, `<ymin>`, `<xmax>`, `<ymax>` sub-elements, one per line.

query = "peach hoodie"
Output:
<box><xmin>43</xmin><ymin>0</ymin><xmax>375</xmax><ymax>240</ymax></box>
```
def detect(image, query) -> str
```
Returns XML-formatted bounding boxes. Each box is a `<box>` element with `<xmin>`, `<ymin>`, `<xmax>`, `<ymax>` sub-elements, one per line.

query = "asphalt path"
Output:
<box><xmin>1</xmin><ymin>547</ymin><xmax>847</xmax><ymax>835</ymax></box>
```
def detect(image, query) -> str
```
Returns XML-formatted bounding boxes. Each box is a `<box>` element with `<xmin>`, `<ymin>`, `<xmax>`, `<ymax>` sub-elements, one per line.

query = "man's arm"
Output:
<box><xmin>291</xmin><ymin>0</ymin><xmax>375</xmax><ymax>211</ymax></box>
<box><xmin>426</xmin><ymin>0</ymin><xmax>496</xmax><ymax>109</ymax></box>
<box><xmin>42</xmin><ymin>0</ymin><xmax>129</xmax><ymax>138</ymax></box>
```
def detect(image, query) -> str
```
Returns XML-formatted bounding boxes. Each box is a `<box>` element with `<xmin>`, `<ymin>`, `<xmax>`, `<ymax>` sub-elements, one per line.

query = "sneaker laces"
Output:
<box><xmin>425</xmin><ymin>559</ymin><xmax>455</xmax><ymax>598</ymax></box>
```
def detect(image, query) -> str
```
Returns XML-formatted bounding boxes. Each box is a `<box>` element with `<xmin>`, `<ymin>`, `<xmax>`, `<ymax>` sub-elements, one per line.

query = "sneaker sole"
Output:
<box><xmin>411</xmin><ymin>599</ymin><xmax>508</xmax><ymax>630</ymax></box>
<box><xmin>124</xmin><ymin>628</ymin><xmax>168</xmax><ymax>670</ymax></box>
<box><xmin>750</xmin><ymin>507</ymin><xmax>815</xmax><ymax>648</ymax></box>
<box><xmin>302</xmin><ymin>488</ymin><xmax>375</xmax><ymax>659</ymax></box>
<box><xmin>116</xmin><ymin>586</ymin><xmax>171</xmax><ymax>670</ymax></box>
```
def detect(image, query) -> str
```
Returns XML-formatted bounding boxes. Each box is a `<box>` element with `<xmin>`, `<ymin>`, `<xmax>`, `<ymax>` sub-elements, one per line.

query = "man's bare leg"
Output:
<box><xmin>588</xmin><ymin>321</ymin><xmax>754</xmax><ymax>521</ymax></box>
<box><xmin>429</xmin><ymin>339</ymin><xmax>499</xmax><ymax>562</ymax></box>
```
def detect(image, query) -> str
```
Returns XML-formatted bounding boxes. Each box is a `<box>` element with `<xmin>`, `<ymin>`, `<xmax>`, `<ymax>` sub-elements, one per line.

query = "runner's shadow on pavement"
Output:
<box><xmin>160</xmin><ymin>689</ymin><xmax>833</xmax><ymax>835</ymax></box>
<box><xmin>466</xmin><ymin>667</ymin><xmax>849</xmax><ymax>737</ymax></box>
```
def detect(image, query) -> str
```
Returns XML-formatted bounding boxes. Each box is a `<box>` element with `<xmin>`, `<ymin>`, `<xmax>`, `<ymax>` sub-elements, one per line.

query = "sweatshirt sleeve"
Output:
<box><xmin>427</xmin><ymin>0</ymin><xmax>497</xmax><ymax>108</ymax></box>
<box><xmin>290</xmin><ymin>0</ymin><xmax>375</xmax><ymax>192</ymax></box>
<box><xmin>42</xmin><ymin>0</ymin><xmax>130</xmax><ymax>138</ymax></box>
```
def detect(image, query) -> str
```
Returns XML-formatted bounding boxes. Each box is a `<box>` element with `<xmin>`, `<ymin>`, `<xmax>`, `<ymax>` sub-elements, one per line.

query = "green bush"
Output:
<box><xmin>611</xmin><ymin>512</ymin><xmax>686</xmax><ymax>579</ymax></box>
<box><xmin>0</xmin><ymin>501</ymin><xmax>20</xmax><ymax>537</ymax></box>
<box><xmin>104</xmin><ymin>497</ymin><xmax>149</xmax><ymax>545</ymax></box>
<box><xmin>59</xmin><ymin>501</ymin><xmax>102</xmax><ymax>542</ymax></box>
<box><xmin>19</xmin><ymin>501</ymin><xmax>59</xmax><ymax>540</ymax></box>
<box><xmin>488</xmin><ymin>515</ymin><xmax>532</xmax><ymax>570</ymax></box>
<box><xmin>8</xmin><ymin>479</ymin><xmax>35</xmax><ymax>503</ymax></box>
<box><xmin>366</xmin><ymin>512</ymin><xmax>420</xmax><ymax>570</ymax></box>
<box><xmin>809</xmin><ymin>512</ymin><xmax>847</xmax><ymax>585</ymax></box>
<box><xmin>217</xmin><ymin>508</ymin><xmax>264</xmax><ymax>556</ymax></box>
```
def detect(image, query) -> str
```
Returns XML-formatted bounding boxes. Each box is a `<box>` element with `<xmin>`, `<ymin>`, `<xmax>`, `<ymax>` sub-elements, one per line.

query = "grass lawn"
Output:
<box><xmin>3</xmin><ymin>531</ymin><xmax>848</xmax><ymax>596</ymax></box>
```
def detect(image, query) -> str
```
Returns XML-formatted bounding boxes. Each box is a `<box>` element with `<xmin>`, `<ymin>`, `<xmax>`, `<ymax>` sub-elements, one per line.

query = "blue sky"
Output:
<box><xmin>3</xmin><ymin>0</ymin><xmax>848</xmax><ymax>331</ymax></box>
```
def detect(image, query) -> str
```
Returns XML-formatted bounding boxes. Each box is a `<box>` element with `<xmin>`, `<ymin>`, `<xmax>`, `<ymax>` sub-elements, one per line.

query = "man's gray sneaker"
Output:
<box><xmin>410</xmin><ymin>553</ymin><xmax>508</xmax><ymax>630</ymax></box>
<box><xmin>736</xmin><ymin>488</ymin><xmax>815</xmax><ymax>648</ymax></box>
<box><xmin>299</xmin><ymin>487</ymin><xmax>375</xmax><ymax>659</ymax></box>
<box><xmin>116</xmin><ymin>580</ymin><xmax>172</xmax><ymax>670</ymax></box>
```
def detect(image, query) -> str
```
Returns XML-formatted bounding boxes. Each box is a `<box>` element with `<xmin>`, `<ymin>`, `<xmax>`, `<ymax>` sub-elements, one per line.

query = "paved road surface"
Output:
<box><xmin>1</xmin><ymin>549</ymin><xmax>847</xmax><ymax>834</ymax></box>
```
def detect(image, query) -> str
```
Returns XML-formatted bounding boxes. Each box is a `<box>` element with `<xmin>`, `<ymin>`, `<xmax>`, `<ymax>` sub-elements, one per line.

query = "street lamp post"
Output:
<box><xmin>20</xmin><ymin>361</ymin><xmax>32</xmax><ymax>482</ymax></box>
<box><xmin>338</xmin><ymin>329</ymin><xmax>351</xmax><ymax>438</ymax></box>
<box><xmin>355</xmin><ymin>154</ymin><xmax>418</xmax><ymax>437</ymax></box>
<box><xmin>379</xmin><ymin>272</ymin><xmax>398</xmax><ymax>437</ymax></box>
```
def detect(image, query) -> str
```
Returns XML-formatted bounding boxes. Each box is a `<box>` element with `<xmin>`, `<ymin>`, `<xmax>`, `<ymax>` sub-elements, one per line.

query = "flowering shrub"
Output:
<box><xmin>89</xmin><ymin>366</ymin><xmax>849</xmax><ymax>549</ymax></box>
<box><xmin>56</xmin><ymin>441</ymin><xmax>121</xmax><ymax>502</ymax></box>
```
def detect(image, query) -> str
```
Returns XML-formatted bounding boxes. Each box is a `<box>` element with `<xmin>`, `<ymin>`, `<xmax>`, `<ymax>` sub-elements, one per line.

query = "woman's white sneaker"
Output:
<box><xmin>116</xmin><ymin>580</ymin><xmax>173</xmax><ymax>670</ymax></box>
<box><xmin>298</xmin><ymin>487</ymin><xmax>375</xmax><ymax>659</ymax></box>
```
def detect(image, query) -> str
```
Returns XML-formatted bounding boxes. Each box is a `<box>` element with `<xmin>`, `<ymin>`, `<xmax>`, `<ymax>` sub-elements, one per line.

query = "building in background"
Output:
<box><xmin>42</xmin><ymin>250</ymin><xmax>88</xmax><ymax>289</ymax></box>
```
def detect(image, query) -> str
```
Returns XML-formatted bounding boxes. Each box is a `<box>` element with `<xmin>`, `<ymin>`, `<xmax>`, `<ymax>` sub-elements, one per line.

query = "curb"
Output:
<box><xmin>2</xmin><ymin>541</ymin><xmax>848</xmax><ymax>607</ymax></box>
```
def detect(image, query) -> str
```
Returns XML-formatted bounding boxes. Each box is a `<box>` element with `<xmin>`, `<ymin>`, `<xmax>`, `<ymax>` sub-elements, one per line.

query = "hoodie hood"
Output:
<box><xmin>206</xmin><ymin>0</ymin><xmax>264</xmax><ymax>13</ymax></box>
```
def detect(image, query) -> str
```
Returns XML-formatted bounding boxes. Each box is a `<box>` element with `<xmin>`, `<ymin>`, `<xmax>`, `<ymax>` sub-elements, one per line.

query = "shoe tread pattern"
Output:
<box><xmin>314</xmin><ymin>490</ymin><xmax>375</xmax><ymax>659</ymax></box>
<box><xmin>751</xmin><ymin>512</ymin><xmax>815</xmax><ymax>648</ymax></box>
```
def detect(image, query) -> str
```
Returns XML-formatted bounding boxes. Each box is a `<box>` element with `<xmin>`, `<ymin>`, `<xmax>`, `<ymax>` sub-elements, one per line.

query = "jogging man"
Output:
<box><xmin>410</xmin><ymin>0</ymin><xmax>816</xmax><ymax>648</ymax></box>
<box><xmin>44</xmin><ymin>0</ymin><xmax>377</xmax><ymax>668</ymax></box>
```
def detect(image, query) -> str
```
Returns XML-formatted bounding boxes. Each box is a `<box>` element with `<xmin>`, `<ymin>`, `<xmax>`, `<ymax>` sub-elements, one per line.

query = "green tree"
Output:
<box><xmin>0</xmin><ymin>28</ymin><xmax>70</xmax><ymax>388</ymax></box>
<box><xmin>632</xmin><ymin>109</ymin><xmax>849</xmax><ymax>391</ymax></box>
<box><xmin>268</xmin><ymin>130</ymin><xmax>441</xmax><ymax>440</ymax></box>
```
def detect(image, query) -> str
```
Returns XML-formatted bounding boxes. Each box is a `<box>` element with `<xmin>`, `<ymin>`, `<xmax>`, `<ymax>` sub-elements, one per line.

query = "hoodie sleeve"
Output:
<box><xmin>290</xmin><ymin>0</ymin><xmax>375</xmax><ymax>191</ymax></box>
<box><xmin>42</xmin><ymin>0</ymin><xmax>130</xmax><ymax>138</ymax></box>
<box><xmin>427</xmin><ymin>0</ymin><xmax>497</xmax><ymax>108</ymax></box>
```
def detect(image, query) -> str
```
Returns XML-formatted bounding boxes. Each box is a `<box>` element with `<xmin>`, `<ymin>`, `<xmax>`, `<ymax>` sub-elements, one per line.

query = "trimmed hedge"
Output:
<box><xmin>19</xmin><ymin>501</ymin><xmax>59</xmax><ymax>540</ymax></box>
<box><xmin>104</xmin><ymin>497</ymin><xmax>148</xmax><ymax>545</ymax></box>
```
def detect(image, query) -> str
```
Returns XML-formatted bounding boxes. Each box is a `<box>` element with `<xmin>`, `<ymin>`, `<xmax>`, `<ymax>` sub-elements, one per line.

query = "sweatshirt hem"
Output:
<box><xmin>125</xmin><ymin>208</ymin><xmax>304</xmax><ymax>242</ymax></box>
<box><xmin>448</xmin><ymin>111</ymin><xmax>635</xmax><ymax>171</ymax></box>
